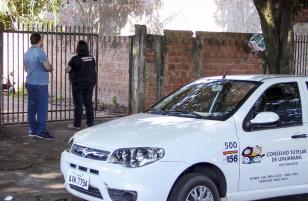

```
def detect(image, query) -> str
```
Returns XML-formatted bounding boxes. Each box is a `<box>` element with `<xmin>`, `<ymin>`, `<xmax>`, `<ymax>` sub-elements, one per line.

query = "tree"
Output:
<box><xmin>0</xmin><ymin>0</ymin><xmax>62</xmax><ymax>29</ymax></box>
<box><xmin>1</xmin><ymin>0</ymin><xmax>161</xmax><ymax>35</ymax></box>
<box><xmin>60</xmin><ymin>0</ymin><xmax>161</xmax><ymax>35</ymax></box>
<box><xmin>253</xmin><ymin>0</ymin><xmax>305</xmax><ymax>74</ymax></box>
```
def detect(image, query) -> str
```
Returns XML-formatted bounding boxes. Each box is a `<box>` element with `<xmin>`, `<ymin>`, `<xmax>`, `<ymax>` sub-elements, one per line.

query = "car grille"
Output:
<box><xmin>70</xmin><ymin>163</ymin><xmax>99</xmax><ymax>175</ymax></box>
<box><xmin>71</xmin><ymin>144</ymin><xmax>110</xmax><ymax>161</ymax></box>
<box><xmin>70</xmin><ymin>184</ymin><xmax>103</xmax><ymax>199</ymax></box>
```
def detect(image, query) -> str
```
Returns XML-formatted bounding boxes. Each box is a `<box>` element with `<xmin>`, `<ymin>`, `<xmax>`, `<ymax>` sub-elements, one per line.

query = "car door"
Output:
<box><xmin>236</xmin><ymin>81</ymin><xmax>308</xmax><ymax>191</ymax></box>
<box><xmin>301</xmin><ymin>80</ymin><xmax>308</xmax><ymax>185</ymax></box>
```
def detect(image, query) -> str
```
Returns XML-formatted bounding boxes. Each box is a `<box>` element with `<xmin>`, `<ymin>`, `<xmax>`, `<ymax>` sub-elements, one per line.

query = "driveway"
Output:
<box><xmin>0</xmin><ymin>120</ymin><xmax>307</xmax><ymax>201</ymax></box>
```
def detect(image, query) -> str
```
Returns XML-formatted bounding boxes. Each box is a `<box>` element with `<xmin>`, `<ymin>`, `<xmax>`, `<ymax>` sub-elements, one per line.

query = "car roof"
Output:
<box><xmin>198</xmin><ymin>74</ymin><xmax>307</xmax><ymax>82</ymax></box>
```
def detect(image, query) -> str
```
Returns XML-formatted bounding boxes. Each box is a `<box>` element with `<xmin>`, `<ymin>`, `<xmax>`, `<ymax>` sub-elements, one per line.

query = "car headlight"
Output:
<box><xmin>109</xmin><ymin>147</ymin><xmax>165</xmax><ymax>168</ymax></box>
<box><xmin>66</xmin><ymin>138</ymin><xmax>74</xmax><ymax>152</ymax></box>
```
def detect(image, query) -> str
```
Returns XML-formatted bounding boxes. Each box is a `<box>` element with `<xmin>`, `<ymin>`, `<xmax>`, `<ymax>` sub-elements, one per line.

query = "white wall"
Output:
<box><xmin>60</xmin><ymin>0</ymin><xmax>262</xmax><ymax>35</ymax></box>
<box><xmin>294</xmin><ymin>23</ymin><xmax>308</xmax><ymax>35</ymax></box>
<box><xmin>156</xmin><ymin>0</ymin><xmax>261</xmax><ymax>34</ymax></box>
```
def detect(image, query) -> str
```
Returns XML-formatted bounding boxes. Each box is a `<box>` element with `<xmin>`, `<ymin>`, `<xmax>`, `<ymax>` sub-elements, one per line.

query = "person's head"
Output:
<box><xmin>30</xmin><ymin>33</ymin><xmax>43</xmax><ymax>47</ymax></box>
<box><xmin>76</xmin><ymin>40</ymin><xmax>89</xmax><ymax>56</ymax></box>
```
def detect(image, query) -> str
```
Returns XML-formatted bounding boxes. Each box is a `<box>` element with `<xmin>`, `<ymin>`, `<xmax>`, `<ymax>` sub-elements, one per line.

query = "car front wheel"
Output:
<box><xmin>168</xmin><ymin>173</ymin><xmax>220</xmax><ymax>201</ymax></box>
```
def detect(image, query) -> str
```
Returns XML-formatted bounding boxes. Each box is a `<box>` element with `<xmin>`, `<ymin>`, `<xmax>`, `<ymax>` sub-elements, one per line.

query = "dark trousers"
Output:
<box><xmin>72</xmin><ymin>82</ymin><xmax>95</xmax><ymax>127</ymax></box>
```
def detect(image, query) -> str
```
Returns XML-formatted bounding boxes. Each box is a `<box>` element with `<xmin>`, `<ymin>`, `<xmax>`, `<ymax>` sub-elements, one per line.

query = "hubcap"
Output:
<box><xmin>185</xmin><ymin>185</ymin><xmax>214</xmax><ymax>201</ymax></box>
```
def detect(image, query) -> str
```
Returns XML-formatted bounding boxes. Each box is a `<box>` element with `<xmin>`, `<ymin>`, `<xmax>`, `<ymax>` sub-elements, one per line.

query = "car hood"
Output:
<box><xmin>73</xmin><ymin>113</ymin><xmax>223</xmax><ymax>151</ymax></box>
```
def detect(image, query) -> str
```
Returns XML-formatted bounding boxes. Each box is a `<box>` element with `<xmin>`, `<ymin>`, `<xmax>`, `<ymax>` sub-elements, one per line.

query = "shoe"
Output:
<box><xmin>68</xmin><ymin>124</ymin><xmax>81</xmax><ymax>130</ymax></box>
<box><xmin>36</xmin><ymin>131</ymin><xmax>54</xmax><ymax>140</ymax></box>
<box><xmin>28</xmin><ymin>131</ymin><xmax>37</xmax><ymax>137</ymax></box>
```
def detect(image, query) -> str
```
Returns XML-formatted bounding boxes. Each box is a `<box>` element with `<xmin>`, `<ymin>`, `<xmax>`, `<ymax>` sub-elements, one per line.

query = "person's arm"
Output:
<box><xmin>43</xmin><ymin>61</ymin><xmax>53</xmax><ymax>72</ymax></box>
<box><xmin>66</xmin><ymin>56</ymin><xmax>75</xmax><ymax>73</ymax></box>
<box><xmin>38</xmin><ymin>50</ymin><xmax>53</xmax><ymax>72</ymax></box>
<box><xmin>65</xmin><ymin>65</ymin><xmax>72</xmax><ymax>73</ymax></box>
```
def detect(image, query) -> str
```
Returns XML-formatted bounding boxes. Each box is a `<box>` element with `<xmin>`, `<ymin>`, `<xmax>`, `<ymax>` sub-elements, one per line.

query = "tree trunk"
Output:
<box><xmin>254</xmin><ymin>0</ymin><xmax>297</xmax><ymax>74</ymax></box>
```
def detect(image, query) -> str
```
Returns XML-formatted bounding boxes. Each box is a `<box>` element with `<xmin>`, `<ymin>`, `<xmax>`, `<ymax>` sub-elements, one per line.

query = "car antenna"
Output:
<box><xmin>222</xmin><ymin>72</ymin><xmax>228</xmax><ymax>79</ymax></box>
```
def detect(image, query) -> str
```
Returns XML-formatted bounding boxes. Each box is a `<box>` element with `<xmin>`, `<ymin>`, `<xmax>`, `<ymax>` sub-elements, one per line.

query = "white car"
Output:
<box><xmin>61</xmin><ymin>75</ymin><xmax>308</xmax><ymax>201</ymax></box>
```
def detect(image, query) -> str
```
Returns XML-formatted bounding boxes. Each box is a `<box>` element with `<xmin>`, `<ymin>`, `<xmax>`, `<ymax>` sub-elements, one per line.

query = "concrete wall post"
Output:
<box><xmin>129</xmin><ymin>25</ymin><xmax>147</xmax><ymax>113</ymax></box>
<box><xmin>193</xmin><ymin>37</ymin><xmax>203</xmax><ymax>79</ymax></box>
<box><xmin>154</xmin><ymin>35</ymin><xmax>165</xmax><ymax>101</ymax></box>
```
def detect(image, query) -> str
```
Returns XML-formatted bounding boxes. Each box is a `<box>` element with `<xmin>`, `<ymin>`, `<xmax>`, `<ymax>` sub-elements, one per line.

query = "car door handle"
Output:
<box><xmin>291</xmin><ymin>134</ymin><xmax>308</xmax><ymax>139</ymax></box>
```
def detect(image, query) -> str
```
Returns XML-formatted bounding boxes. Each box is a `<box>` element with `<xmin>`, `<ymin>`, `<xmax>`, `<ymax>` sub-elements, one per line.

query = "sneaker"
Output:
<box><xmin>28</xmin><ymin>131</ymin><xmax>37</xmax><ymax>137</ymax></box>
<box><xmin>36</xmin><ymin>131</ymin><xmax>54</xmax><ymax>140</ymax></box>
<box><xmin>68</xmin><ymin>124</ymin><xmax>81</xmax><ymax>130</ymax></box>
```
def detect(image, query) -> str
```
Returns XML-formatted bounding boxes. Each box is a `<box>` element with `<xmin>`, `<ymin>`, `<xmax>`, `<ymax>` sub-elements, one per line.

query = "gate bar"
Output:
<box><xmin>0</xmin><ymin>22</ymin><xmax>3</xmax><ymax>124</ymax></box>
<box><xmin>1</xmin><ymin>24</ymin><xmax>99</xmax><ymax>124</ymax></box>
<box><xmin>51</xmin><ymin>24</ymin><xmax>54</xmax><ymax>120</ymax></box>
<box><xmin>64</xmin><ymin>26</ymin><xmax>67</xmax><ymax>119</ymax></box>
<box><xmin>22</xmin><ymin>23</ymin><xmax>25</xmax><ymax>122</ymax></box>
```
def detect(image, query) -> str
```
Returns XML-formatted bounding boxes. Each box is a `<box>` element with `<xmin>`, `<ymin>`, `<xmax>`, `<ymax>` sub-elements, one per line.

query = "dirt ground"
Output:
<box><xmin>0</xmin><ymin>118</ymin><xmax>114</xmax><ymax>201</ymax></box>
<box><xmin>0</xmin><ymin>119</ymin><xmax>307</xmax><ymax>201</ymax></box>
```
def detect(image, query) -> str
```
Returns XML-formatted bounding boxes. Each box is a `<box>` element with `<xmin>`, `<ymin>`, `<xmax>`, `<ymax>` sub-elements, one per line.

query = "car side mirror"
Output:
<box><xmin>250</xmin><ymin>112</ymin><xmax>280</xmax><ymax>127</ymax></box>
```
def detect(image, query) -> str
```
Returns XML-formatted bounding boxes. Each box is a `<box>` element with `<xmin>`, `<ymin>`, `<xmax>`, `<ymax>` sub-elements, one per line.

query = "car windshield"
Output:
<box><xmin>147</xmin><ymin>79</ymin><xmax>260</xmax><ymax>120</ymax></box>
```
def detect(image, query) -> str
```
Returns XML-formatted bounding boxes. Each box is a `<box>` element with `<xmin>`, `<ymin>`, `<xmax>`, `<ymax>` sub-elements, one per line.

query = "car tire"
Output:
<box><xmin>168</xmin><ymin>173</ymin><xmax>220</xmax><ymax>201</ymax></box>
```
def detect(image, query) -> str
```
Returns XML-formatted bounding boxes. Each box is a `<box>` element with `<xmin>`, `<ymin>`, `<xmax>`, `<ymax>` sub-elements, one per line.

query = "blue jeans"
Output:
<box><xmin>26</xmin><ymin>83</ymin><xmax>48</xmax><ymax>134</ymax></box>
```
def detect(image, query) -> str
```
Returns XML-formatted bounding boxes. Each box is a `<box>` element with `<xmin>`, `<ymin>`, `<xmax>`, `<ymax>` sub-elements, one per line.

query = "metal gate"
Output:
<box><xmin>294</xmin><ymin>35</ymin><xmax>308</xmax><ymax>75</ymax></box>
<box><xmin>0</xmin><ymin>24</ymin><xmax>99</xmax><ymax>124</ymax></box>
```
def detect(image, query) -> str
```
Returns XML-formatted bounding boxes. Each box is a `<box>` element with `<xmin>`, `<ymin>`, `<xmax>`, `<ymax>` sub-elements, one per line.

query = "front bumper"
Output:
<box><xmin>60</xmin><ymin>151</ymin><xmax>188</xmax><ymax>201</ymax></box>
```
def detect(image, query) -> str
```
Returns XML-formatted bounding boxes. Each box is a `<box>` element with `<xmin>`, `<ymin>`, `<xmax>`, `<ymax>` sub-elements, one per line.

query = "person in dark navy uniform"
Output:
<box><xmin>65</xmin><ymin>40</ymin><xmax>97</xmax><ymax>129</ymax></box>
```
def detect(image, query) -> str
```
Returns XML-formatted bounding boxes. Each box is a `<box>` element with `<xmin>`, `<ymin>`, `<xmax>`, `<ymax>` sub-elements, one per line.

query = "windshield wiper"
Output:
<box><xmin>147</xmin><ymin>108</ymin><xmax>166</xmax><ymax>115</ymax></box>
<box><xmin>189</xmin><ymin>112</ymin><xmax>208</xmax><ymax>119</ymax></box>
<box><xmin>165</xmin><ymin>111</ymin><xmax>206</xmax><ymax>119</ymax></box>
<box><xmin>204</xmin><ymin>112</ymin><xmax>229</xmax><ymax>120</ymax></box>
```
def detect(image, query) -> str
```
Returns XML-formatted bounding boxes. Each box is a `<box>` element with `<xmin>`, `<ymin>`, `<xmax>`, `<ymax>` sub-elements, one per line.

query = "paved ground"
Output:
<box><xmin>0</xmin><ymin>120</ymin><xmax>307</xmax><ymax>201</ymax></box>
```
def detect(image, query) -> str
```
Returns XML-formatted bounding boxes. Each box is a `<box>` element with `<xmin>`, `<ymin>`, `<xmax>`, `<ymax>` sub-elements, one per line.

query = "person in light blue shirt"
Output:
<box><xmin>24</xmin><ymin>33</ymin><xmax>53</xmax><ymax>140</ymax></box>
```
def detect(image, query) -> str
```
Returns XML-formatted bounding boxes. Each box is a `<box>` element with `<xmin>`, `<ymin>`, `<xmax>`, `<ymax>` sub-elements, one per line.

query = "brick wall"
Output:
<box><xmin>163</xmin><ymin>31</ymin><xmax>196</xmax><ymax>96</ymax></box>
<box><xmin>197</xmin><ymin>32</ymin><xmax>262</xmax><ymax>77</ymax></box>
<box><xmin>97</xmin><ymin>36</ymin><xmax>130</xmax><ymax>106</ymax></box>
<box><xmin>144</xmin><ymin>35</ymin><xmax>158</xmax><ymax>109</ymax></box>
<box><xmin>30</xmin><ymin>28</ymin><xmax>263</xmax><ymax>111</ymax></box>
<box><xmin>296</xmin><ymin>8</ymin><xmax>308</xmax><ymax>23</ymax></box>
<box><xmin>142</xmin><ymin>30</ymin><xmax>263</xmax><ymax>109</ymax></box>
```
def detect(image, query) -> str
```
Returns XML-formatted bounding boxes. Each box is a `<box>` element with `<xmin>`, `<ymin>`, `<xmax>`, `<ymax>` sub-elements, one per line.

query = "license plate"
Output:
<box><xmin>68</xmin><ymin>170</ymin><xmax>89</xmax><ymax>190</ymax></box>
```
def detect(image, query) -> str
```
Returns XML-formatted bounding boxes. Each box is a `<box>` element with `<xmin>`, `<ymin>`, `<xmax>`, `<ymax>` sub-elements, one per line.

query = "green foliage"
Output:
<box><xmin>112</xmin><ymin>96</ymin><xmax>119</xmax><ymax>107</ymax></box>
<box><xmin>16</xmin><ymin>86</ymin><xmax>27</xmax><ymax>96</ymax></box>
<box><xmin>69</xmin><ymin>0</ymin><xmax>161</xmax><ymax>35</ymax></box>
<box><xmin>0</xmin><ymin>0</ymin><xmax>62</xmax><ymax>29</ymax></box>
<box><xmin>56</xmin><ymin>96</ymin><xmax>65</xmax><ymax>102</ymax></box>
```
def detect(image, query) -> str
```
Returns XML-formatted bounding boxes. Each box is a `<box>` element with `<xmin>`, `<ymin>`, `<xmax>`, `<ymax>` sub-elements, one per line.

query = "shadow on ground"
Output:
<box><xmin>0</xmin><ymin>118</ymin><xmax>307</xmax><ymax>201</ymax></box>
